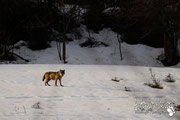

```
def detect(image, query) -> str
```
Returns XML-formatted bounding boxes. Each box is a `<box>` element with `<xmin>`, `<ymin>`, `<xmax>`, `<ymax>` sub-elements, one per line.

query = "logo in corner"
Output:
<box><xmin>167</xmin><ymin>106</ymin><xmax>175</xmax><ymax>116</ymax></box>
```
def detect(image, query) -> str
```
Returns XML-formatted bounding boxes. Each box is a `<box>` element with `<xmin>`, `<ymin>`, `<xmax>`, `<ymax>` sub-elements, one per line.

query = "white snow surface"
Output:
<box><xmin>10</xmin><ymin>27</ymin><xmax>175</xmax><ymax>67</ymax></box>
<box><xmin>0</xmin><ymin>64</ymin><xmax>180</xmax><ymax>120</ymax></box>
<box><xmin>0</xmin><ymin>27</ymin><xmax>180</xmax><ymax>119</ymax></box>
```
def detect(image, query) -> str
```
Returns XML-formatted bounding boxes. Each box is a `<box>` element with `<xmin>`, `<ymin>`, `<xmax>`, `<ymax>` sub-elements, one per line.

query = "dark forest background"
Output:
<box><xmin>0</xmin><ymin>0</ymin><xmax>180</xmax><ymax>66</ymax></box>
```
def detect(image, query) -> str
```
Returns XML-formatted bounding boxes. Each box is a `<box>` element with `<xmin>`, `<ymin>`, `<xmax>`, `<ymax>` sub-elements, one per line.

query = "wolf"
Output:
<box><xmin>42</xmin><ymin>69</ymin><xmax>65</xmax><ymax>87</ymax></box>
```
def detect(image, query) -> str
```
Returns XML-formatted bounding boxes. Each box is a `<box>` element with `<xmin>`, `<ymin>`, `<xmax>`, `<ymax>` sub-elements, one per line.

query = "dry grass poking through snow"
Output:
<box><xmin>164</xmin><ymin>73</ymin><xmax>176</xmax><ymax>83</ymax></box>
<box><xmin>144</xmin><ymin>68</ymin><xmax>163</xmax><ymax>89</ymax></box>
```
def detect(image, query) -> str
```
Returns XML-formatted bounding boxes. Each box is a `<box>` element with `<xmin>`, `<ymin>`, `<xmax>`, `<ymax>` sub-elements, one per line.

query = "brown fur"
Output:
<box><xmin>42</xmin><ymin>69</ymin><xmax>65</xmax><ymax>87</ymax></box>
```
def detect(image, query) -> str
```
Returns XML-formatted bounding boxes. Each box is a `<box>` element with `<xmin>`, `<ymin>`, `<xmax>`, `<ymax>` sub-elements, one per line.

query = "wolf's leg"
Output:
<box><xmin>45</xmin><ymin>79</ymin><xmax>47</xmax><ymax>86</ymax></box>
<box><xmin>47</xmin><ymin>81</ymin><xmax>51</xmax><ymax>86</ymax></box>
<box><xmin>45</xmin><ymin>78</ymin><xmax>50</xmax><ymax>86</ymax></box>
<box><xmin>55</xmin><ymin>79</ymin><xmax>58</xmax><ymax>86</ymax></box>
<box><xmin>59</xmin><ymin>79</ymin><xmax>64</xmax><ymax>87</ymax></box>
<box><xmin>47</xmin><ymin>78</ymin><xmax>51</xmax><ymax>86</ymax></box>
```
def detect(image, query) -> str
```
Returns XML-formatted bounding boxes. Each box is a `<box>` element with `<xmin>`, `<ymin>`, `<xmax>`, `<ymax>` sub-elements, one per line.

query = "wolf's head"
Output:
<box><xmin>59</xmin><ymin>69</ymin><xmax>65</xmax><ymax>76</ymax></box>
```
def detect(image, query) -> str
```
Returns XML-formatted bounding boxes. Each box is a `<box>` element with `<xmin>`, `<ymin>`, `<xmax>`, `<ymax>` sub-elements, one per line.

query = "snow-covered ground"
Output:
<box><xmin>0</xmin><ymin>27</ymin><xmax>180</xmax><ymax>120</ymax></box>
<box><xmin>0</xmin><ymin>65</ymin><xmax>180</xmax><ymax>120</ymax></box>
<box><xmin>1</xmin><ymin>26</ymin><xmax>179</xmax><ymax>67</ymax></box>
<box><xmin>9</xmin><ymin>28</ymin><xmax>172</xmax><ymax>67</ymax></box>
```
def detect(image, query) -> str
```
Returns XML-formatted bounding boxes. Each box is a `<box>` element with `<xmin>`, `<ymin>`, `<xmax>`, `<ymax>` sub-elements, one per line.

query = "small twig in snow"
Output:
<box><xmin>164</xmin><ymin>73</ymin><xmax>175</xmax><ymax>83</ymax></box>
<box><xmin>124</xmin><ymin>86</ymin><xmax>131</xmax><ymax>92</ymax></box>
<box><xmin>111</xmin><ymin>77</ymin><xmax>120</xmax><ymax>82</ymax></box>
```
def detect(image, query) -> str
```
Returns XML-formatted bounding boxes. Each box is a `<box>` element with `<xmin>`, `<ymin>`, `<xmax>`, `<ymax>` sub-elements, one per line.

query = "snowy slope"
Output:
<box><xmin>10</xmin><ymin>28</ymin><xmax>167</xmax><ymax>67</ymax></box>
<box><xmin>0</xmin><ymin>65</ymin><xmax>180</xmax><ymax>120</ymax></box>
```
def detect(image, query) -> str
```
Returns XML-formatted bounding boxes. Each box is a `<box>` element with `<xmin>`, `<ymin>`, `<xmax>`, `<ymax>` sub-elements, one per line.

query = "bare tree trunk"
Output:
<box><xmin>163</xmin><ymin>3</ymin><xmax>179</xmax><ymax>66</ymax></box>
<box><xmin>62</xmin><ymin>17</ymin><xmax>70</xmax><ymax>64</ymax></box>
<box><xmin>163</xmin><ymin>30</ymin><xmax>179</xmax><ymax>66</ymax></box>
<box><xmin>63</xmin><ymin>32</ymin><xmax>67</xmax><ymax>63</ymax></box>
<box><xmin>56</xmin><ymin>41</ymin><xmax>62</xmax><ymax>60</ymax></box>
<box><xmin>55</xmin><ymin>1</ymin><xmax>80</xmax><ymax>64</ymax></box>
<box><xmin>117</xmin><ymin>34</ymin><xmax>123</xmax><ymax>60</ymax></box>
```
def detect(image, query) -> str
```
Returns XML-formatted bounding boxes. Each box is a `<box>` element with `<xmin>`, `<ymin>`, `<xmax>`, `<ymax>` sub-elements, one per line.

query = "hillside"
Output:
<box><xmin>8</xmin><ymin>28</ymin><xmax>179</xmax><ymax>67</ymax></box>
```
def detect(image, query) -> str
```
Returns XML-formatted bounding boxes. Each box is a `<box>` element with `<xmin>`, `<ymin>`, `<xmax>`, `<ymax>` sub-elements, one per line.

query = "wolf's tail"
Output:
<box><xmin>42</xmin><ymin>74</ymin><xmax>45</xmax><ymax>81</ymax></box>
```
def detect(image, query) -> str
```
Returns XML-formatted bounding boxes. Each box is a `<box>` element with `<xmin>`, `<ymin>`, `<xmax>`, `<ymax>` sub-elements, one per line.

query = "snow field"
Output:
<box><xmin>0</xmin><ymin>65</ymin><xmax>180</xmax><ymax>120</ymax></box>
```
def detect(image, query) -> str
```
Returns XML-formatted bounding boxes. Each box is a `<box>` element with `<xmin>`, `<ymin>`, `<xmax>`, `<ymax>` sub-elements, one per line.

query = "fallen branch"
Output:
<box><xmin>80</xmin><ymin>38</ymin><xmax>109</xmax><ymax>48</ymax></box>
<box><xmin>9</xmin><ymin>52</ymin><xmax>29</xmax><ymax>62</ymax></box>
